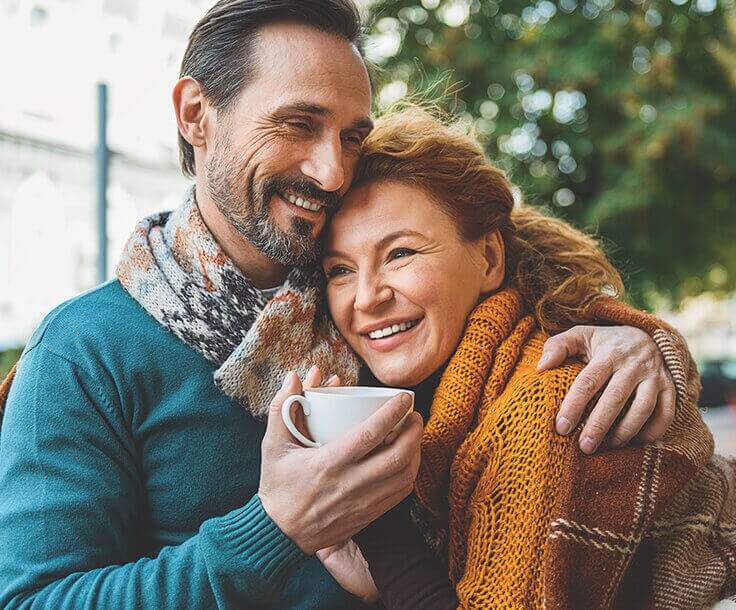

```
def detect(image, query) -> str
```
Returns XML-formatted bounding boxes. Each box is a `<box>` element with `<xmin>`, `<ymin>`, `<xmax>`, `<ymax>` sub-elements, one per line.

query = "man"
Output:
<box><xmin>0</xmin><ymin>1</ymin><xmax>678</xmax><ymax>608</ymax></box>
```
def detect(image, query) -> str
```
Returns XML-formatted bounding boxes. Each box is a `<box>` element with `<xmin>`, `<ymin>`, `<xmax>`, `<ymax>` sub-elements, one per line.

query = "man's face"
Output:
<box><xmin>203</xmin><ymin>22</ymin><xmax>372</xmax><ymax>267</ymax></box>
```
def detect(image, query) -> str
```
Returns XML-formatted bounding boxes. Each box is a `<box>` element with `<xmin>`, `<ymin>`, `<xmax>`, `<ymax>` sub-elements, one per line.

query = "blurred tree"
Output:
<box><xmin>367</xmin><ymin>0</ymin><xmax>736</xmax><ymax>307</ymax></box>
<box><xmin>0</xmin><ymin>347</ymin><xmax>22</xmax><ymax>380</ymax></box>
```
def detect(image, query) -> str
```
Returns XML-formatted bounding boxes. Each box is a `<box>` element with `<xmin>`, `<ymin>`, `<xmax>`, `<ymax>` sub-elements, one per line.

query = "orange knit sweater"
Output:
<box><xmin>415</xmin><ymin>289</ymin><xmax>579</xmax><ymax>607</ymax></box>
<box><xmin>412</xmin><ymin>289</ymin><xmax>733</xmax><ymax>609</ymax></box>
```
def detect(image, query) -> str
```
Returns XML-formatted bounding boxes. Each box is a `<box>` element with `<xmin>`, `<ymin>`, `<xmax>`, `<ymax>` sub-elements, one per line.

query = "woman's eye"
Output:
<box><xmin>325</xmin><ymin>265</ymin><xmax>351</xmax><ymax>279</ymax></box>
<box><xmin>389</xmin><ymin>248</ymin><xmax>416</xmax><ymax>261</ymax></box>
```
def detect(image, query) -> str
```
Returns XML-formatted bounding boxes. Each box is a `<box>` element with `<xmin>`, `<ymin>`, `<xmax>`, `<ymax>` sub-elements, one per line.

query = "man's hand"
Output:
<box><xmin>258</xmin><ymin>367</ymin><xmax>423</xmax><ymax>554</ymax></box>
<box><xmin>538</xmin><ymin>325</ymin><xmax>677</xmax><ymax>454</ymax></box>
<box><xmin>317</xmin><ymin>540</ymin><xmax>379</xmax><ymax>604</ymax></box>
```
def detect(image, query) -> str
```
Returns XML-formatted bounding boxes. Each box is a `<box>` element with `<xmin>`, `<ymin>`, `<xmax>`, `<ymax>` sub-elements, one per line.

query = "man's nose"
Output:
<box><xmin>300</xmin><ymin>135</ymin><xmax>347</xmax><ymax>193</ymax></box>
<box><xmin>353</xmin><ymin>273</ymin><xmax>394</xmax><ymax>312</ymax></box>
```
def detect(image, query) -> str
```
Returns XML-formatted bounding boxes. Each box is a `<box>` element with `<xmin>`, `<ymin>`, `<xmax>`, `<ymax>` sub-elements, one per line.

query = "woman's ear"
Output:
<box><xmin>480</xmin><ymin>229</ymin><xmax>505</xmax><ymax>293</ymax></box>
<box><xmin>172</xmin><ymin>76</ymin><xmax>210</xmax><ymax>150</ymax></box>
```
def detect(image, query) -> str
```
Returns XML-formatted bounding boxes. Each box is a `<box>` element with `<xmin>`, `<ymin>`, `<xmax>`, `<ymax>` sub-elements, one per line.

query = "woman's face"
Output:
<box><xmin>323</xmin><ymin>180</ymin><xmax>504</xmax><ymax>387</ymax></box>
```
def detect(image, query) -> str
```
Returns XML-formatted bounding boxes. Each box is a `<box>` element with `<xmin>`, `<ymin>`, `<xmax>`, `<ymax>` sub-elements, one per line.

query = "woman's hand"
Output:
<box><xmin>317</xmin><ymin>539</ymin><xmax>380</xmax><ymax>604</ymax></box>
<box><xmin>538</xmin><ymin>325</ymin><xmax>677</xmax><ymax>454</ymax></box>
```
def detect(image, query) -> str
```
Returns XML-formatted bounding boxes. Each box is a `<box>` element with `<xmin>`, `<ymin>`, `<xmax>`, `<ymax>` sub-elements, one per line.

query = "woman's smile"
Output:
<box><xmin>359</xmin><ymin>317</ymin><xmax>424</xmax><ymax>353</ymax></box>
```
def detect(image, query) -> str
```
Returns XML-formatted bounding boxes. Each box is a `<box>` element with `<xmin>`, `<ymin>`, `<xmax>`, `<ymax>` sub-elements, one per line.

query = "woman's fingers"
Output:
<box><xmin>607</xmin><ymin>380</ymin><xmax>659</xmax><ymax>447</ymax></box>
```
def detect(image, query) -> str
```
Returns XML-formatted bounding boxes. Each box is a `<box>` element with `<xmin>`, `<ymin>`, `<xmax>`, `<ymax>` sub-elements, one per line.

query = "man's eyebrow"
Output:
<box><xmin>324</xmin><ymin>230</ymin><xmax>424</xmax><ymax>259</ymax></box>
<box><xmin>276</xmin><ymin>101</ymin><xmax>373</xmax><ymax>131</ymax></box>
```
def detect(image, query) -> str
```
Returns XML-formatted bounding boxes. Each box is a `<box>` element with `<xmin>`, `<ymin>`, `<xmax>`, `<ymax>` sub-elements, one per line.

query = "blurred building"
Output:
<box><xmin>0</xmin><ymin>0</ymin><xmax>201</xmax><ymax>346</ymax></box>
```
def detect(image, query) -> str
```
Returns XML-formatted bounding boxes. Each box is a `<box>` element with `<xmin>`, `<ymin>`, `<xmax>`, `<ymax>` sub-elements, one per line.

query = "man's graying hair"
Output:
<box><xmin>178</xmin><ymin>0</ymin><xmax>366</xmax><ymax>178</ymax></box>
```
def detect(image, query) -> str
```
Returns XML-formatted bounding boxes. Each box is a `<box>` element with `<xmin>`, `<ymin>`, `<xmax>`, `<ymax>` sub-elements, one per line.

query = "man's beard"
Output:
<box><xmin>204</xmin><ymin>136</ymin><xmax>339</xmax><ymax>268</ymax></box>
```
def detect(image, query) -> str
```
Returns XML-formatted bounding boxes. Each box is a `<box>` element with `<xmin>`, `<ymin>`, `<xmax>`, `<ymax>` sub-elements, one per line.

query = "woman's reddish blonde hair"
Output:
<box><xmin>354</xmin><ymin>106</ymin><xmax>624</xmax><ymax>334</ymax></box>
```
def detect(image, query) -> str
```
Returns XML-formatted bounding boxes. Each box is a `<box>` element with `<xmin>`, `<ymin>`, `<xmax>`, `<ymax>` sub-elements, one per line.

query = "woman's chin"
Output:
<box><xmin>371</xmin><ymin>367</ymin><xmax>428</xmax><ymax>389</ymax></box>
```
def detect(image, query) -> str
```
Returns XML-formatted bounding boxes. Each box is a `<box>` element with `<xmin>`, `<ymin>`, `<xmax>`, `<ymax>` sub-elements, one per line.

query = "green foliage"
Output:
<box><xmin>0</xmin><ymin>347</ymin><xmax>22</xmax><ymax>380</ymax></box>
<box><xmin>367</xmin><ymin>0</ymin><xmax>736</xmax><ymax>307</ymax></box>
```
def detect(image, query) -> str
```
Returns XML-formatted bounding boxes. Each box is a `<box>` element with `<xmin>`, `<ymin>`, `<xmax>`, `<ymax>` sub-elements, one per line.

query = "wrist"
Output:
<box><xmin>258</xmin><ymin>491</ymin><xmax>314</xmax><ymax>554</ymax></box>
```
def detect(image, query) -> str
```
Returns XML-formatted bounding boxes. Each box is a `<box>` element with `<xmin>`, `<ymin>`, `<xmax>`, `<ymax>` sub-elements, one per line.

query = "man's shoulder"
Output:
<box><xmin>24</xmin><ymin>279</ymin><xmax>181</xmax><ymax>365</ymax></box>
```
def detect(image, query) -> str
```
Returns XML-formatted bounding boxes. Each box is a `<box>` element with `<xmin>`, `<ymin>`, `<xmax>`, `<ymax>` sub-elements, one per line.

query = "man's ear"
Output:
<box><xmin>480</xmin><ymin>229</ymin><xmax>506</xmax><ymax>293</ymax></box>
<box><xmin>172</xmin><ymin>76</ymin><xmax>210</xmax><ymax>149</ymax></box>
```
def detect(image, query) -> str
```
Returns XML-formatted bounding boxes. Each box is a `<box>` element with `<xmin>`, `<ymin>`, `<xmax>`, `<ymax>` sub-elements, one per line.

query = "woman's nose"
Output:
<box><xmin>353</xmin><ymin>275</ymin><xmax>394</xmax><ymax>312</ymax></box>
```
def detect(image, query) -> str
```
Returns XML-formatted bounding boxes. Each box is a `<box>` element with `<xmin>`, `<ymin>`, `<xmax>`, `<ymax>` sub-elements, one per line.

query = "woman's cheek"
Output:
<box><xmin>327</xmin><ymin>285</ymin><xmax>353</xmax><ymax>340</ymax></box>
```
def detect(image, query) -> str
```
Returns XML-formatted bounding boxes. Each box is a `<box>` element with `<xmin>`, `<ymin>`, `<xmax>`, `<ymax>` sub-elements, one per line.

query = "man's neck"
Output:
<box><xmin>195</xmin><ymin>183</ymin><xmax>289</xmax><ymax>289</ymax></box>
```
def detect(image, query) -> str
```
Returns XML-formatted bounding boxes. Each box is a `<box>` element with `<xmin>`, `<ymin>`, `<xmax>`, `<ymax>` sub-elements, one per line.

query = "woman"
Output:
<box><xmin>316</xmin><ymin>107</ymin><xmax>735</xmax><ymax>608</ymax></box>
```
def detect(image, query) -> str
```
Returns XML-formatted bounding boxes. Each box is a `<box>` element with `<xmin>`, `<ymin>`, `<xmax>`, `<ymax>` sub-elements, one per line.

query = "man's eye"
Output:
<box><xmin>343</xmin><ymin>132</ymin><xmax>363</xmax><ymax>146</ymax></box>
<box><xmin>287</xmin><ymin>120</ymin><xmax>312</xmax><ymax>131</ymax></box>
<box><xmin>389</xmin><ymin>248</ymin><xmax>416</xmax><ymax>261</ymax></box>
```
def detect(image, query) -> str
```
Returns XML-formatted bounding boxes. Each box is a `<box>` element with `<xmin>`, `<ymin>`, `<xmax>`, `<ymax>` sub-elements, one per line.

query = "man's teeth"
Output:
<box><xmin>286</xmin><ymin>193</ymin><xmax>323</xmax><ymax>212</ymax></box>
<box><xmin>368</xmin><ymin>320</ymin><xmax>419</xmax><ymax>340</ymax></box>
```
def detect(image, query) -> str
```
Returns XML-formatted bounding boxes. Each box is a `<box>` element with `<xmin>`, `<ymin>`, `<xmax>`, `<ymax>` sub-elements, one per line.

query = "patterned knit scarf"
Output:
<box><xmin>116</xmin><ymin>187</ymin><xmax>360</xmax><ymax>418</ymax></box>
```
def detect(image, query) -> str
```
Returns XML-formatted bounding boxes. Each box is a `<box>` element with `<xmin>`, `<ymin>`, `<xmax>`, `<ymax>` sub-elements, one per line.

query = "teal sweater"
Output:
<box><xmin>0</xmin><ymin>280</ymin><xmax>357</xmax><ymax>609</ymax></box>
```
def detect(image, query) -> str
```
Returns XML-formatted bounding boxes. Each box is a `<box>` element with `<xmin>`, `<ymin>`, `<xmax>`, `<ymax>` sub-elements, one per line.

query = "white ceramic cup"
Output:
<box><xmin>281</xmin><ymin>386</ymin><xmax>415</xmax><ymax>448</ymax></box>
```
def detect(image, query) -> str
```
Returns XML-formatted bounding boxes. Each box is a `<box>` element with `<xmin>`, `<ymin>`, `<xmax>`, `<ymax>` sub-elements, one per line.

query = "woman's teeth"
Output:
<box><xmin>368</xmin><ymin>320</ymin><xmax>420</xmax><ymax>340</ymax></box>
<box><xmin>285</xmin><ymin>193</ymin><xmax>324</xmax><ymax>212</ymax></box>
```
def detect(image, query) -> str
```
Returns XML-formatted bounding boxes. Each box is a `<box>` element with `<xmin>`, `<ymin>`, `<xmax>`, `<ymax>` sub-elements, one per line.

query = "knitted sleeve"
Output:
<box><xmin>0</xmin><ymin>345</ymin><xmax>305</xmax><ymax>609</ymax></box>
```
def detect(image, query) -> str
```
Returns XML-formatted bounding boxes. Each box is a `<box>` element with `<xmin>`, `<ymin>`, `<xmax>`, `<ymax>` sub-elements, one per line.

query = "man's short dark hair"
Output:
<box><xmin>177</xmin><ymin>0</ymin><xmax>366</xmax><ymax>178</ymax></box>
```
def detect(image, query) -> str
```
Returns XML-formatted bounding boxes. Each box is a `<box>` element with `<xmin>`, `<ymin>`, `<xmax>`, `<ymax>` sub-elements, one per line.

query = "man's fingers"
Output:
<box><xmin>555</xmin><ymin>358</ymin><xmax>611</xmax><ymax>435</ymax></box>
<box><xmin>608</xmin><ymin>380</ymin><xmax>659</xmax><ymax>448</ymax></box>
<box><xmin>324</xmin><ymin>374</ymin><xmax>341</xmax><ymax>387</ymax></box>
<box><xmin>327</xmin><ymin>392</ymin><xmax>415</xmax><ymax>464</ymax></box>
<box><xmin>304</xmin><ymin>365</ymin><xmax>321</xmax><ymax>389</ymax></box>
<box><xmin>637</xmin><ymin>386</ymin><xmax>677</xmax><ymax>443</ymax></box>
<box><xmin>263</xmin><ymin>371</ymin><xmax>304</xmax><ymax>447</ymax></box>
<box><xmin>538</xmin><ymin>327</ymin><xmax>591</xmax><ymax>372</ymax></box>
<box><xmin>579</xmin><ymin>371</ymin><xmax>636</xmax><ymax>454</ymax></box>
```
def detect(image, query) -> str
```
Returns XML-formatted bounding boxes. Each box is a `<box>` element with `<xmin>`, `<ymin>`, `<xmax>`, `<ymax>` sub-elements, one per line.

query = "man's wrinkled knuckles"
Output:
<box><xmin>356</xmin><ymin>425</ymin><xmax>382</xmax><ymax>453</ymax></box>
<box><xmin>583</xmin><ymin>418</ymin><xmax>613</xmax><ymax>438</ymax></box>
<box><xmin>384</xmin><ymin>448</ymin><xmax>407</xmax><ymax>474</ymax></box>
<box><xmin>571</xmin><ymin>372</ymin><xmax>605</xmax><ymax>399</ymax></box>
<box><xmin>612</xmin><ymin>422</ymin><xmax>642</xmax><ymax>444</ymax></box>
<box><xmin>602</xmin><ymin>384</ymin><xmax>633</xmax><ymax>408</ymax></box>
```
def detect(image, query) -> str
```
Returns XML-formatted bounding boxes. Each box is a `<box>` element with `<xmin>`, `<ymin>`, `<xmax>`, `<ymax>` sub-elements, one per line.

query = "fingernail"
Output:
<box><xmin>580</xmin><ymin>437</ymin><xmax>596</xmax><ymax>454</ymax></box>
<box><xmin>400</xmin><ymin>392</ymin><xmax>412</xmax><ymax>408</ymax></box>
<box><xmin>556</xmin><ymin>416</ymin><xmax>572</xmax><ymax>435</ymax></box>
<box><xmin>609</xmin><ymin>436</ymin><xmax>622</xmax><ymax>448</ymax></box>
<box><xmin>537</xmin><ymin>355</ymin><xmax>549</xmax><ymax>369</ymax></box>
<box><xmin>282</xmin><ymin>371</ymin><xmax>295</xmax><ymax>389</ymax></box>
<box><xmin>324</xmin><ymin>374</ymin><xmax>338</xmax><ymax>385</ymax></box>
<box><xmin>308</xmin><ymin>364</ymin><xmax>319</xmax><ymax>376</ymax></box>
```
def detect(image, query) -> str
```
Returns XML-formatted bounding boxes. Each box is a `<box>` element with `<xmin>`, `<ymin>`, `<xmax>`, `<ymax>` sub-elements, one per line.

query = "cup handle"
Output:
<box><xmin>281</xmin><ymin>395</ymin><xmax>321</xmax><ymax>448</ymax></box>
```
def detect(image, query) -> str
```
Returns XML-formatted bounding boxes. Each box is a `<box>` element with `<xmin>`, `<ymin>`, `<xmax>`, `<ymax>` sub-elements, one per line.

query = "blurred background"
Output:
<box><xmin>0</xmin><ymin>0</ymin><xmax>734</xmax><ymax>451</ymax></box>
